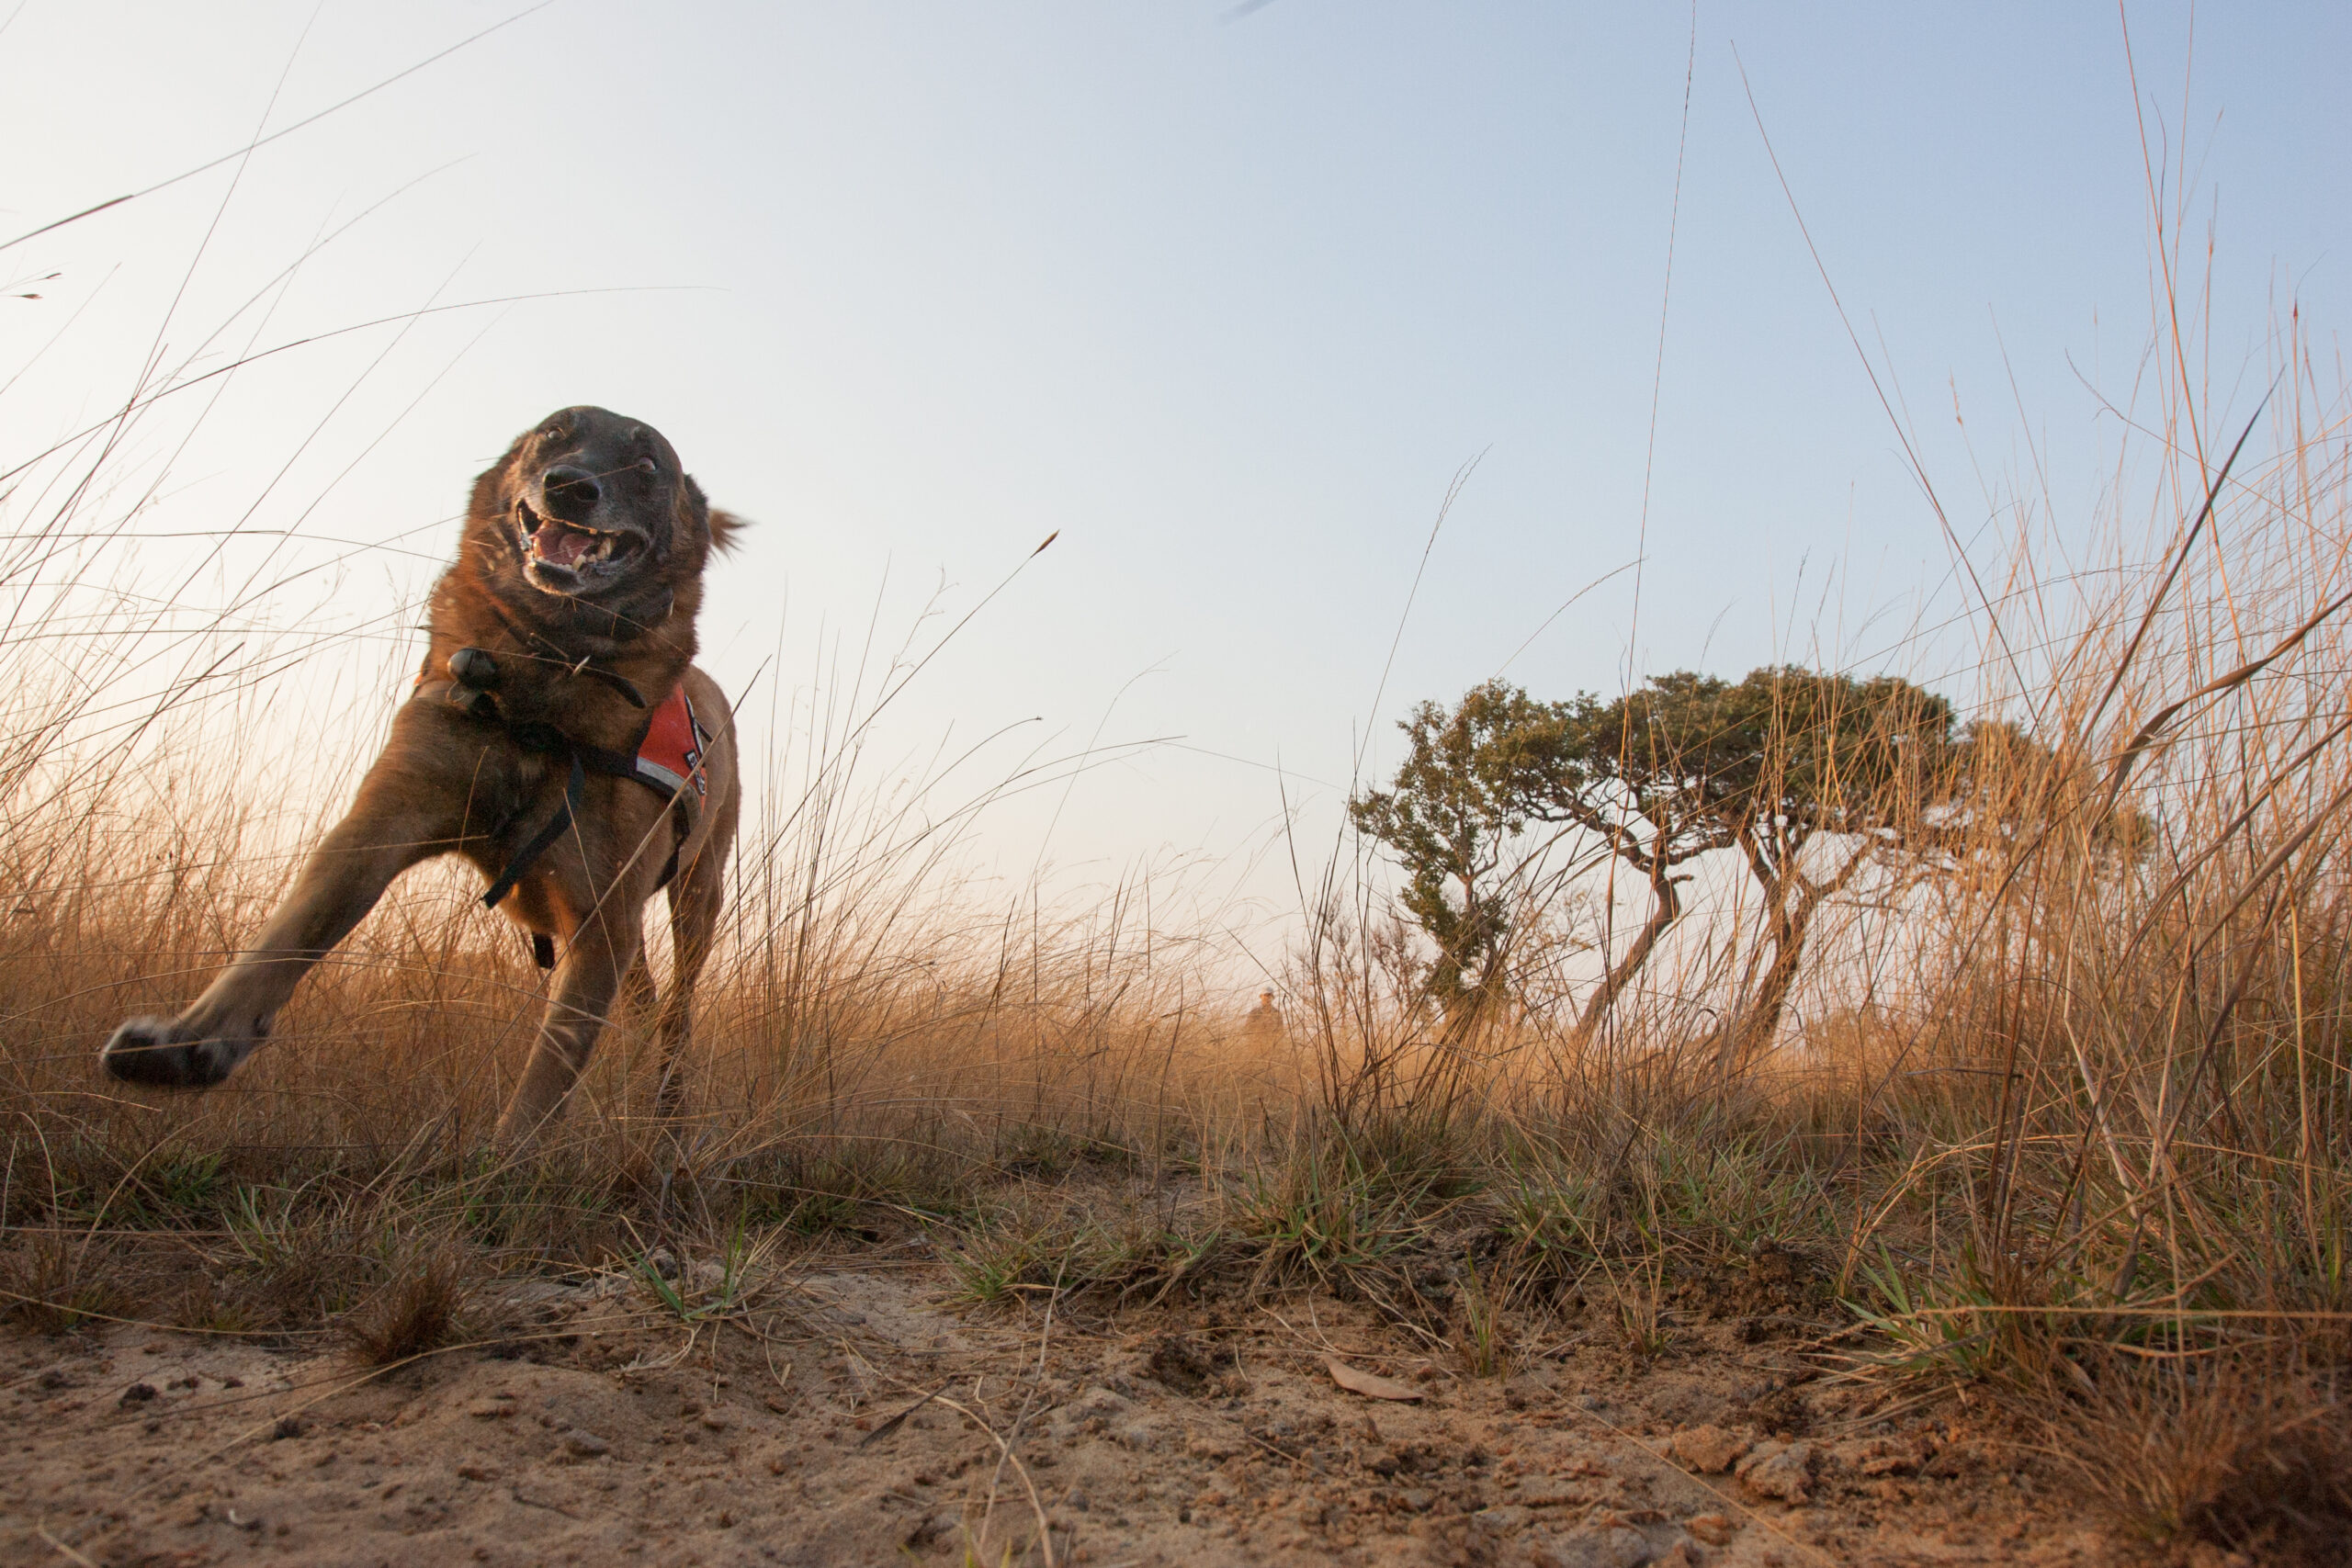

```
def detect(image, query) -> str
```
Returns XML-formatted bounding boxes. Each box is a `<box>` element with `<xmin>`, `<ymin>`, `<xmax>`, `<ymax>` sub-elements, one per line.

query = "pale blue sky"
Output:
<box><xmin>3</xmin><ymin>3</ymin><xmax>2346</xmax><ymax>932</ymax></box>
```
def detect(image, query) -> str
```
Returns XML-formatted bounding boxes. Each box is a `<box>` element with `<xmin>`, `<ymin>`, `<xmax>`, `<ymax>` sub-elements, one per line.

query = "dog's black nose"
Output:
<box><xmin>541</xmin><ymin>464</ymin><xmax>601</xmax><ymax>515</ymax></box>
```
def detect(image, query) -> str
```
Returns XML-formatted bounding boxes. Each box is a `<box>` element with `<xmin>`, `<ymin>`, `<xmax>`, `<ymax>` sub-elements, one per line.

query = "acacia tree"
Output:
<box><xmin>1353</xmin><ymin>669</ymin><xmax>1963</xmax><ymax>1054</ymax></box>
<box><xmin>1618</xmin><ymin>667</ymin><xmax>1958</xmax><ymax>1057</ymax></box>
<box><xmin>1497</xmin><ymin>677</ymin><xmax>1735</xmax><ymax>1046</ymax></box>
<box><xmin>1348</xmin><ymin>682</ymin><xmax>1575</xmax><ymax>1028</ymax></box>
<box><xmin>1349</xmin><ymin>679</ymin><xmax>1732</xmax><ymax>1041</ymax></box>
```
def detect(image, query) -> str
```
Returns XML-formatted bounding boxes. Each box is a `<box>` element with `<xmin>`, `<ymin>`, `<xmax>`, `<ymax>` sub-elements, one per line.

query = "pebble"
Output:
<box><xmin>1668</xmin><ymin>1424</ymin><xmax>1749</xmax><ymax>1474</ymax></box>
<box><xmin>1517</xmin><ymin>1474</ymin><xmax>1595</xmax><ymax>1507</ymax></box>
<box><xmin>1544</xmin><ymin>1526</ymin><xmax>1653</xmax><ymax>1568</ymax></box>
<box><xmin>1686</xmin><ymin>1513</ymin><xmax>1736</xmax><ymax>1546</ymax></box>
<box><xmin>1736</xmin><ymin>1439</ymin><xmax>1814</xmax><ymax>1504</ymax></box>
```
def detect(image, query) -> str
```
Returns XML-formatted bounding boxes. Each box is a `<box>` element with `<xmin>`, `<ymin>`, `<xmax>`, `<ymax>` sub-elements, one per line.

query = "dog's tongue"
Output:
<box><xmin>536</xmin><ymin>520</ymin><xmax>595</xmax><ymax>568</ymax></box>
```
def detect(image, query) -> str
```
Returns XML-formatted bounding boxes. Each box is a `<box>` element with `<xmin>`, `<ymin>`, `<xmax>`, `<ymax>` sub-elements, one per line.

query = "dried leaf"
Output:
<box><xmin>1326</xmin><ymin>1356</ymin><xmax>1422</xmax><ymax>1402</ymax></box>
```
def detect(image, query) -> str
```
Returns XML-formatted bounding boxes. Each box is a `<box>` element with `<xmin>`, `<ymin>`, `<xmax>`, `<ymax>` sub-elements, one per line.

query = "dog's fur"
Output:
<box><xmin>100</xmin><ymin>407</ymin><xmax>743</xmax><ymax>1142</ymax></box>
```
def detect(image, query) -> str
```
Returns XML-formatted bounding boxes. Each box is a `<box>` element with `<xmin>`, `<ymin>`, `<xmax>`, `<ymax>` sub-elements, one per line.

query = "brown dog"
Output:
<box><xmin>101</xmin><ymin>407</ymin><xmax>743</xmax><ymax>1142</ymax></box>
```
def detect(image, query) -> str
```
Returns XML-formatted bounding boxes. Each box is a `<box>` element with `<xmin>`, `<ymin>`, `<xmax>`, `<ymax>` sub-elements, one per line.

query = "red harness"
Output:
<box><xmin>630</xmin><ymin>683</ymin><xmax>713</xmax><ymax>803</ymax></box>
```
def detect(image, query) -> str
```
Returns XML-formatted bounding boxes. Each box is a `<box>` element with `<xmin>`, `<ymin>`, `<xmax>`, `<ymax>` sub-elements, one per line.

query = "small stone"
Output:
<box><xmin>1400</xmin><ymin>1488</ymin><xmax>1435</xmax><ymax>1512</ymax></box>
<box><xmin>1686</xmin><ymin>1513</ymin><xmax>1736</xmax><ymax>1546</ymax></box>
<box><xmin>1517</xmin><ymin>1474</ymin><xmax>1595</xmax><ymax>1507</ymax></box>
<box><xmin>1853</xmin><ymin>1437</ymin><xmax>1925</xmax><ymax>1476</ymax></box>
<box><xmin>468</xmin><ymin>1399</ymin><xmax>514</xmax><ymax>1419</ymax></box>
<box><xmin>1599</xmin><ymin>1530</ymin><xmax>1653</xmax><ymax>1568</ymax></box>
<box><xmin>1109</xmin><ymin>1418</ymin><xmax>1162</xmax><ymax>1452</ymax></box>
<box><xmin>458</xmin><ymin>1464</ymin><xmax>500</xmax><ymax>1482</ymax></box>
<box><xmin>700</xmin><ymin>1411</ymin><xmax>729</xmax><ymax>1431</ymax></box>
<box><xmin>1736</xmin><ymin>1439</ymin><xmax>1813</xmax><ymax>1504</ymax></box>
<box><xmin>1064</xmin><ymin>1489</ymin><xmax>1090</xmax><ymax>1513</ymax></box>
<box><xmin>903</xmin><ymin>1511</ymin><xmax>960</xmax><ymax>1550</ymax></box>
<box><xmin>1473</xmin><ymin>1504</ymin><xmax>1529</xmax><ymax>1532</ymax></box>
<box><xmin>1077</xmin><ymin>1386</ymin><xmax>1130</xmax><ymax>1417</ymax></box>
<box><xmin>1669</xmin><ymin>1424</ymin><xmax>1749</xmax><ymax>1474</ymax></box>
<box><xmin>562</xmin><ymin>1429</ymin><xmax>612</xmax><ymax>1457</ymax></box>
<box><xmin>269</xmin><ymin>1416</ymin><xmax>304</xmax><ymax>1441</ymax></box>
<box><xmin>119</xmin><ymin>1382</ymin><xmax>158</xmax><ymax>1407</ymax></box>
<box><xmin>1533</xmin><ymin>1528</ymin><xmax>1652</xmax><ymax>1568</ymax></box>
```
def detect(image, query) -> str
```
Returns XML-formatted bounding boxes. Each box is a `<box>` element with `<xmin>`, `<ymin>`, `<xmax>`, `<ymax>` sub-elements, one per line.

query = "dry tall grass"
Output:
<box><xmin>6</xmin><ymin>174</ymin><xmax>2352</xmax><ymax>1568</ymax></box>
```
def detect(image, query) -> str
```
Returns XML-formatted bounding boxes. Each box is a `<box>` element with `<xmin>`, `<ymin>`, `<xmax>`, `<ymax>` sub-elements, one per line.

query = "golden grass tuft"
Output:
<box><xmin>337</xmin><ymin>1235</ymin><xmax>481</xmax><ymax>1365</ymax></box>
<box><xmin>2033</xmin><ymin>1348</ymin><xmax>2352</xmax><ymax>1560</ymax></box>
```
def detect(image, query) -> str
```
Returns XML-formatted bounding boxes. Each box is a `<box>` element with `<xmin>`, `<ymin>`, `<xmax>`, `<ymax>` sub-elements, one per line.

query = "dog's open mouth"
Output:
<box><xmin>518</xmin><ymin>501</ymin><xmax>644</xmax><ymax>575</ymax></box>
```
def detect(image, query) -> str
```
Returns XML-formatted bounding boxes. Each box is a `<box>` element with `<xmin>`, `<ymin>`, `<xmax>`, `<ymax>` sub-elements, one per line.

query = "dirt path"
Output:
<box><xmin>1</xmin><ymin>1257</ymin><xmax>2120</xmax><ymax>1568</ymax></box>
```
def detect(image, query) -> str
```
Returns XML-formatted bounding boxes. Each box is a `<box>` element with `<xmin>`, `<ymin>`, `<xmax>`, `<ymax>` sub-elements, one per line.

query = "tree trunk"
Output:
<box><xmin>1569</xmin><ymin>861</ymin><xmax>1681</xmax><ymax>1050</ymax></box>
<box><xmin>1725</xmin><ymin>841</ymin><xmax>1873</xmax><ymax>1064</ymax></box>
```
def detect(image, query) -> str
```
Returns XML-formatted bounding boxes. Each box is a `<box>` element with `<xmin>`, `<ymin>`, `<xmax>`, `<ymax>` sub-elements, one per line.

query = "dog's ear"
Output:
<box><xmin>676</xmin><ymin>474</ymin><xmax>746</xmax><ymax>557</ymax></box>
<box><xmin>707</xmin><ymin>509</ymin><xmax>749</xmax><ymax>556</ymax></box>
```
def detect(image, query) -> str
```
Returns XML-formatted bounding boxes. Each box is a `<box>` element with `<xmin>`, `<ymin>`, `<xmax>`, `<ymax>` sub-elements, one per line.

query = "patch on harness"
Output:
<box><xmin>634</xmin><ymin>686</ymin><xmax>711</xmax><ymax>799</ymax></box>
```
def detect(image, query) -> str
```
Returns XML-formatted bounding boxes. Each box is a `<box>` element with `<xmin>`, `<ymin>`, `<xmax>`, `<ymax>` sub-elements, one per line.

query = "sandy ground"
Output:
<box><xmin>0</xmin><ymin>1248</ymin><xmax>2128</xmax><ymax>1568</ymax></box>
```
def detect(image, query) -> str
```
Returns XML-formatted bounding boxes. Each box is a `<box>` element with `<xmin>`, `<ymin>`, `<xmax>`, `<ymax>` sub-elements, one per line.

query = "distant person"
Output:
<box><xmin>1241</xmin><ymin>987</ymin><xmax>1284</xmax><ymax>1046</ymax></box>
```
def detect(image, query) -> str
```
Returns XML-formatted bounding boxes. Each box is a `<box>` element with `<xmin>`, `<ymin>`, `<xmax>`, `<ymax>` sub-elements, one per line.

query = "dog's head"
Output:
<box><xmin>466</xmin><ymin>406</ymin><xmax>741</xmax><ymax>618</ymax></box>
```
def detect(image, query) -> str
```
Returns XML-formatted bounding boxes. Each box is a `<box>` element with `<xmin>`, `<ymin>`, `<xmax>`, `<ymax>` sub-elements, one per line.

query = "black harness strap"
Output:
<box><xmin>481</xmin><ymin>720</ymin><xmax>680</xmax><ymax>914</ymax></box>
<box><xmin>421</xmin><ymin>649</ymin><xmax>695</xmax><ymax>969</ymax></box>
<box><xmin>481</xmin><ymin>749</ymin><xmax>587</xmax><ymax>911</ymax></box>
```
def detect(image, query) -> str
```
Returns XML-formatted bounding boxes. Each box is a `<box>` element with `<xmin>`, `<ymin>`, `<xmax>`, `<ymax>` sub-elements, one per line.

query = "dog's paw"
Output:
<box><xmin>99</xmin><ymin>1018</ymin><xmax>242</xmax><ymax>1089</ymax></box>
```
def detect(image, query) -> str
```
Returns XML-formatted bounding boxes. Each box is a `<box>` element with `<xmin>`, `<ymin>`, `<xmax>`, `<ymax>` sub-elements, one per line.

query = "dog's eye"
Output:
<box><xmin>635</xmin><ymin>457</ymin><xmax>657</xmax><ymax>475</ymax></box>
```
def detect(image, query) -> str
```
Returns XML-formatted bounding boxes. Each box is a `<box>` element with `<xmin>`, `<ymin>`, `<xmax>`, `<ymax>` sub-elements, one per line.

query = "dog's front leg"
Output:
<box><xmin>493</xmin><ymin>901</ymin><xmax>644</xmax><ymax>1145</ymax></box>
<box><xmin>101</xmin><ymin>766</ymin><xmax>462</xmax><ymax>1089</ymax></box>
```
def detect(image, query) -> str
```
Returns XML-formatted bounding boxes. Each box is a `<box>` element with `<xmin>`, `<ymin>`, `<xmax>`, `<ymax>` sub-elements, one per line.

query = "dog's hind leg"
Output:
<box><xmin>651</xmin><ymin>842</ymin><xmax>725</xmax><ymax>1122</ymax></box>
<box><xmin>102</xmin><ymin>762</ymin><xmax>462</xmax><ymax>1089</ymax></box>
<box><xmin>616</xmin><ymin>948</ymin><xmax>659</xmax><ymax>1020</ymax></box>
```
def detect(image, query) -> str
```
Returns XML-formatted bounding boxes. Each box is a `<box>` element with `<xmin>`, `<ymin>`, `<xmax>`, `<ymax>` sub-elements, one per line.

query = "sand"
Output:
<box><xmin>1</xmin><ymin>1252</ymin><xmax>2131</xmax><ymax>1568</ymax></box>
